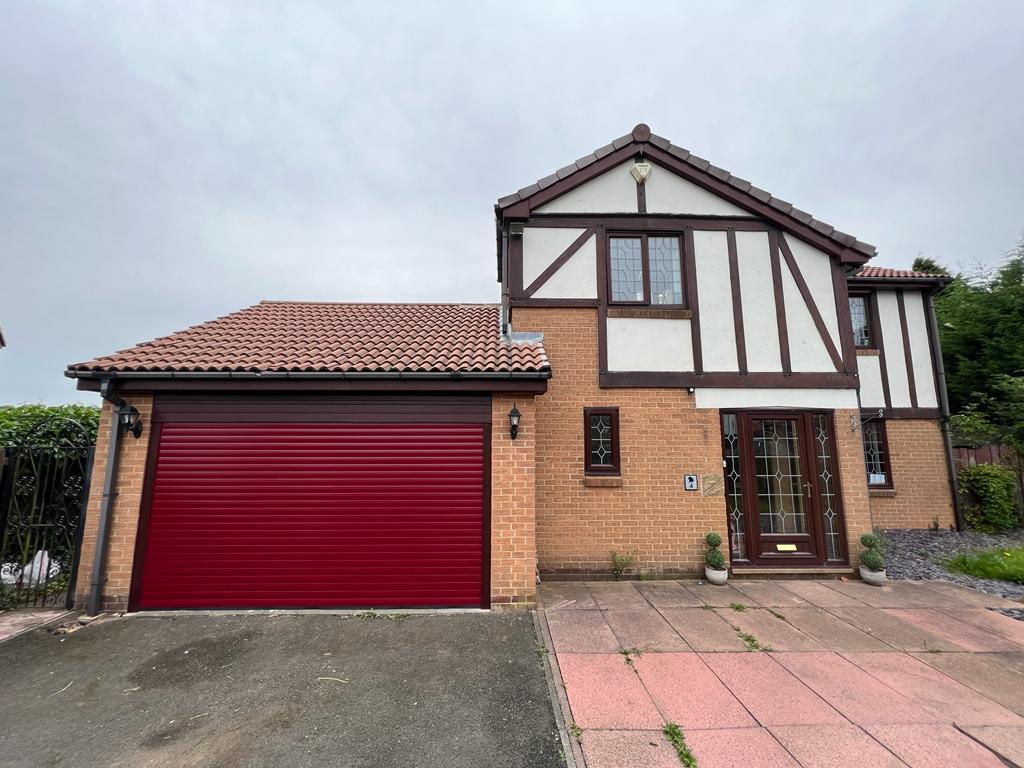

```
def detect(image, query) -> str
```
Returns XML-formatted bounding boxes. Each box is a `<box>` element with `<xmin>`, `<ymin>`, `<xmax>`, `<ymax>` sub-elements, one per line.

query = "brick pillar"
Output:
<box><xmin>490</xmin><ymin>394</ymin><xmax>537</xmax><ymax>608</ymax></box>
<box><xmin>74</xmin><ymin>393</ymin><xmax>153</xmax><ymax>612</ymax></box>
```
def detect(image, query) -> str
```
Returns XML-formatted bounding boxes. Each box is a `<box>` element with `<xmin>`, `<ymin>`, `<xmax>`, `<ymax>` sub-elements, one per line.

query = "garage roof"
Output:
<box><xmin>67</xmin><ymin>301</ymin><xmax>549</xmax><ymax>378</ymax></box>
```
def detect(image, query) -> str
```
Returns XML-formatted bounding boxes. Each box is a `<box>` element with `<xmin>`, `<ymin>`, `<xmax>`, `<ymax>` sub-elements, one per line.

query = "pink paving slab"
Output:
<box><xmin>634</xmin><ymin>652</ymin><xmax>756</xmax><ymax>730</ymax></box>
<box><xmin>556</xmin><ymin>653</ymin><xmax>663</xmax><ymax>730</ymax></box>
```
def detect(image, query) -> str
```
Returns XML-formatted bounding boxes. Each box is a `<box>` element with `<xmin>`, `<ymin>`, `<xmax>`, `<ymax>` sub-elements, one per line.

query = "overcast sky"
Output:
<box><xmin>2</xmin><ymin>1</ymin><xmax>1022</xmax><ymax>404</ymax></box>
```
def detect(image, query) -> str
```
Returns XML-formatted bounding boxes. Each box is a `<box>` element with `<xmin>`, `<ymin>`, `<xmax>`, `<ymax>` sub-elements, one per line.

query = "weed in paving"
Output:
<box><xmin>663</xmin><ymin>722</ymin><xmax>698</xmax><ymax>767</ymax></box>
<box><xmin>729</xmin><ymin>602</ymin><xmax>747</xmax><ymax>612</ymax></box>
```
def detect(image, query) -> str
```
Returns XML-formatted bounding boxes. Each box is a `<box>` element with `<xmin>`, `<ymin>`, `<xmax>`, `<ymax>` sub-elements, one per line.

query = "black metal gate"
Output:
<box><xmin>0</xmin><ymin>419</ymin><xmax>94</xmax><ymax>610</ymax></box>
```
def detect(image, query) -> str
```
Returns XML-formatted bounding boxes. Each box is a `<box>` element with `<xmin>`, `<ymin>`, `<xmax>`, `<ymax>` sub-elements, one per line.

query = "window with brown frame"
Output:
<box><xmin>584</xmin><ymin>407</ymin><xmax>620</xmax><ymax>474</ymax></box>
<box><xmin>608</xmin><ymin>234</ymin><xmax>685</xmax><ymax>306</ymax></box>
<box><xmin>849</xmin><ymin>293</ymin><xmax>875</xmax><ymax>348</ymax></box>
<box><xmin>862</xmin><ymin>419</ymin><xmax>893</xmax><ymax>488</ymax></box>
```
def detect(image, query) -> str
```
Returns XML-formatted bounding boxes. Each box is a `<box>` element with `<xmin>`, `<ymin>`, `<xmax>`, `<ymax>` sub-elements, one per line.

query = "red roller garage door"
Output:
<box><xmin>134</xmin><ymin>418</ymin><xmax>488</xmax><ymax>609</ymax></box>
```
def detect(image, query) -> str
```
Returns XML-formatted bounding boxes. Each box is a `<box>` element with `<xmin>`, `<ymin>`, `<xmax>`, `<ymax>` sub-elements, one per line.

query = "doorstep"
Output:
<box><xmin>730</xmin><ymin>566</ymin><xmax>855</xmax><ymax>579</ymax></box>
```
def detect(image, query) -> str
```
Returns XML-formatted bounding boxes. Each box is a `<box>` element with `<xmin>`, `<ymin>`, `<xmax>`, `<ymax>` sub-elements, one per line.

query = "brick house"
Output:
<box><xmin>66</xmin><ymin>124</ymin><xmax>956</xmax><ymax>612</ymax></box>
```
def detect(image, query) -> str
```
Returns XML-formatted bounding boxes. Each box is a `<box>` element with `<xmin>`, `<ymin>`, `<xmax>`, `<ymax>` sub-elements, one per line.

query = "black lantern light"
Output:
<box><xmin>508</xmin><ymin>404</ymin><xmax>521</xmax><ymax>440</ymax></box>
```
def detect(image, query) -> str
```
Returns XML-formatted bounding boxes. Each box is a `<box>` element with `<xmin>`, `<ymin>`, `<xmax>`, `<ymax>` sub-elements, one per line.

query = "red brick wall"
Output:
<box><xmin>490</xmin><ymin>395</ymin><xmax>538</xmax><ymax>607</ymax></box>
<box><xmin>74</xmin><ymin>394</ymin><xmax>153</xmax><ymax>612</ymax></box>
<box><xmin>868</xmin><ymin>418</ymin><xmax>955</xmax><ymax>530</ymax></box>
<box><xmin>513</xmin><ymin>307</ymin><xmax>874</xmax><ymax>576</ymax></box>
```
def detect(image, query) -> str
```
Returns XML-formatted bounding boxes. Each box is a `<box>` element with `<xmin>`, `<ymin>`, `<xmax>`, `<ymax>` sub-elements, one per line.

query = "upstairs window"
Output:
<box><xmin>584</xmin><ymin>407</ymin><xmax>620</xmax><ymax>474</ymax></box>
<box><xmin>609</xmin><ymin>235</ymin><xmax>684</xmax><ymax>306</ymax></box>
<box><xmin>862</xmin><ymin>419</ymin><xmax>892</xmax><ymax>487</ymax></box>
<box><xmin>849</xmin><ymin>294</ymin><xmax>874</xmax><ymax>347</ymax></box>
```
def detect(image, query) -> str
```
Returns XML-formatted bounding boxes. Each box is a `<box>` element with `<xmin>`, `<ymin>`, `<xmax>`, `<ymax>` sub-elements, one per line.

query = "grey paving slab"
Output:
<box><xmin>684</xmin><ymin>580</ymin><xmax>756</xmax><ymax>607</ymax></box>
<box><xmin>603</xmin><ymin>609</ymin><xmax>691</xmax><ymax>652</ymax></box>
<box><xmin>731</xmin><ymin>580</ymin><xmax>810</xmax><ymax>607</ymax></box>
<box><xmin>777</xmin><ymin>580</ymin><xmax>869</xmax><ymax>607</ymax></box>
<box><xmin>715</xmin><ymin>608</ymin><xmax>825</xmax><ymax>651</ymax></box>
<box><xmin>634</xmin><ymin>580</ymin><xmax>704</xmax><ymax>608</ymax></box>
<box><xmin>544</xmin><ymin>609</ymin><xmax>620</xmax><ymax>653</ymax></box>
<box><xmin>823</xmin><ymin>580</ymin><xmax>942</xmax><ymax>608</ymax></box>
<box><xmin>827</xmin><ymin>606</ymin><xmax>964</xmax><ymax>652</ymax></box>
<box><xmin>538</xmin><ymin>581</ymin><xmax>597</xmax><ymax>610</ymax></box>
<box><xmin>912</xmin><ymin>652</ymin><xmax>1024</xmax><ymax>717</ymax></box>
<box><xmin>658</xmin><ymin>607</ymin><xmax>748</xmax><ymax>652</ymax></box>
<box><xmin>917</xmin><ymin>580</ymin><xmax>1024</xmax><ymax>609</ymax></box>
<box><xmin>781</xmin><ymin>606</ymin><xmax>893</xmax><ymax>652</ymax></box>
<box><xmin>586</xmin><ymin>582</ymin><xmax>652</xmax><ymax>610</ymax></box>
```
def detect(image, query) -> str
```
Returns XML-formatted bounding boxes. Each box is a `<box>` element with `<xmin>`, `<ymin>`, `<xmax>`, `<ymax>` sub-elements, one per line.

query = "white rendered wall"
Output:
<box><xmin>903</xmin><ymin>291</ymin><xmax>939</xmax><ymax>408</ymax></box>
<box><xmin>781</xmin><ymin>258</ymin><xmax>835</xmax><ymax>372</ymax></box>
<box><xmin>645</xmin><ymin>166</ymin><xmax>751</xmax><ymax>216</ymax></box>
<box><xmin>877</xmin><ymin>291</ymin><xmax>912</xmax><ymax>407</ymax></box>
<box><xmin>857</xmin><ymin>354</ymin><xmax>887</xmax><ymax>409</ymax></box>
<box><xmin>521</xmin><ymin>227</ymin><xmax>586</xmax><ymax>288</ymax></box>
<box><xmin>693</xmin><ymin>230</ymin><xmax>738</xmax><ymax>371</ymax></box>
<box><xmin>534</xmin><ymin>163</ymin><xmax>637</xmax><ymax>214</ymax></box>
<box><xmin>695</xmin><ymin>388</ymin><xmax>859</xmax><ymax>410</ymax></box>
<box><xmin>786</xmin><ymin>237</ymin><xmax>840</xmax><ymax>349</ymax></box>
<box><xmin>734</xmin><ymin>231</ymin><xmax>782</xmax><ymax>372</ymax></box>
<box><xmin>606</xmin><ymin>317</ymin><xmax>693</xmax><ymax>372</ymax></box>
<box><xmin>533</xmin><ymin>235</ymin><xmax>598</xmax><ymax>299</ymax></box>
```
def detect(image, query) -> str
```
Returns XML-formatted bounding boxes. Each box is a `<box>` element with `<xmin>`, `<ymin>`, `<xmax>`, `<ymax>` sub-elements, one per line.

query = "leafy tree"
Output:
<box><xmin>0</xmin><ymin>404</ymin><xmax>100</xmax><ymax>447</ymax></box>
<box><xmin>912</xmin><ymin>256</ymin><xmax>948</xmax><ymax>275</ymax></box>
<box><xmin>934</xmin><ymin>246</ymin><xmax>1024</xmax><ymax>451</ymax></box>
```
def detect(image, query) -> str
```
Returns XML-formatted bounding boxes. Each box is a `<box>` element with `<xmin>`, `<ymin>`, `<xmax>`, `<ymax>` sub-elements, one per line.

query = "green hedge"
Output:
<box><xmin>959</xmin><ymin>463</ymin><xmax>1020</xmax><ymax>532</ymax></box>
<box><xmin>0</xmin><ymin>404</ymin><xmax>100</xmax><ymax>447</ymax></box>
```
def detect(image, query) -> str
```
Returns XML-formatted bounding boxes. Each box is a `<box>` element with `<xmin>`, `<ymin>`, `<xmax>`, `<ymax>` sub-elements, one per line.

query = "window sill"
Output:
<box><xmin>607</xmin><ymin>307</ymin><xmax>692</xmax><ymax>320</ymax></box>
<box><xmin>584</xmin><ymin>476</ymin><xmax>623</xmax><ymax>488</ymax></box>
<box><xmin>868</xmin><ymin>488</ymin><xmax>896</xmax><ymax>497</ymax></box>
<box><xmin>856</xmin><ymin>348</ymin><xmax>881</xmax><ymax>356</ymax></box>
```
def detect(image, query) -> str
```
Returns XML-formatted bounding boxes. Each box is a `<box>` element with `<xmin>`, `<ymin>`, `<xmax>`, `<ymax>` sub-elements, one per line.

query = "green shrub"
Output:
<box><xmin>705</xmin><ymin>548</ymin><xmax>726</xmax><ymax>570</ymax></box>
<box><xmin>860</xmin><ymin>548</ymin><xmax>884</xmax><ymax>572</ymax></box>
<box><xmin>610</xmin><ymin>550</ymin><xmax>636</xmax><ymax>580</ymax></box>
<box><xmin>859</xmin><ymin>533</ymin><xmax>881</xmax><ymax>551</ymax></box>
<box><xmin>0</xmin><ymin>404</ymin><xmax>100</xmax><ymax>447</ymax></box>
<box><xmin>959</xmin><ymin>463</ymin><xmax>1019</xmax><ymax>532</ymax></box>
<box><xmin>704</xmin><ymin>531</ymin><xmax>726</xmax><ymax>570</ymax></box>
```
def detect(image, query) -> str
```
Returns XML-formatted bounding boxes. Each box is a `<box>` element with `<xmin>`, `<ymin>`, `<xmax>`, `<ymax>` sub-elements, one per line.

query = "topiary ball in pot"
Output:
<box><xmin>860</xmin><ymin>533</ymin><xmax>881</xmax><ymax>551</ymax></box>
<box><xmin>705</xmin><ymin>547</ymin><xmax>726</xmax><ymax>570</ymax></box>
<box><xmin>860</xmin><ymin>548</ymin><xmax>884</xmax><ymax>572</ymax></box>
<box><xmin>705</xmin><ymin>531</ymin><xmax>723</xmax><ymax>549</ymax></box>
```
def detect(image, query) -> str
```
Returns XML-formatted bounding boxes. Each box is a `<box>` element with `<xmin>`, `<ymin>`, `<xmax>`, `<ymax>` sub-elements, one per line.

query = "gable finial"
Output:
<box><xmin>632</xmin><ymin>123</ymin><xmax>651</xmax><ymax>142</ymax></box>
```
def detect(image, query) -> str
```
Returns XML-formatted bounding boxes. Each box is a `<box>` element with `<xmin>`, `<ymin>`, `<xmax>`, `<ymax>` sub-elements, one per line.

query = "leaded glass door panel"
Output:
<box><xmin>722</xmin><ymin>411</ymin><xmax>847</xmax><ymax>566</ymax></box>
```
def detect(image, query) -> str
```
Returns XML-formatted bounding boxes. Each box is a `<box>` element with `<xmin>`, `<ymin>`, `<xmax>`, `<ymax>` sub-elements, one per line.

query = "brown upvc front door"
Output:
<box><xmin>721</xmin><ymin>411</ymin><xmax>847</xmax><ymax>567</ymax></box>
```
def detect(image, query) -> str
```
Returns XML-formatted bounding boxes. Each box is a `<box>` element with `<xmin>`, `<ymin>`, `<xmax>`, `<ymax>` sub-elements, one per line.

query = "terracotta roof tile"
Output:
<box><xmin>498</xmin><ymin>124</ymin><xmax>876</xmax><ymax>258</ymax></box>
<box><xmin>851</xmin><ymin>267</ymin><xmax>949</xmax><ymax>280</ymax></box>
<box><xmin>68</xmin><ymin>302</ymin><xmax>549</xmax><ymax>376</ymax></box>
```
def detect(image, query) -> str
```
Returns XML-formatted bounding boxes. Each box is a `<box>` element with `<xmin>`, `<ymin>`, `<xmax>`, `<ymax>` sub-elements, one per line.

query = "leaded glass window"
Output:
<box><xmin>849</xmin><ymin>295</ymin><xmax>873</xmax><ymax>347</ymax></box>
<box><xmin>649</xmin><ymin>237</ymin><xmax>682</xmax><ymax>305</ymax></box>
<box><xmin>752</xmin><ymin>418</ymin><xmax>807</xmax><ymax>535</ymax></box>
<box><xmin>609</xmin><ymin>238</ymin><xmax>644</xmax><ymax>302</ymax></box>
<box><xmin>584</xmin><ymin>408</ymin><xmax>620</xmax><ymax>474</ymax></box>
<box><xmin>721</xmin><ymin>414</ymin><xmax>746</xmax><ymax>560</ymax></box>
<box><xmin>813</xmin><ymin>414</ymin><xmax>842</xmax><ymax>561</ymax></box>
<box><xmin>862</xmin><ymin>420</ymin><xmax>891</xmax><ymax>487</ymax></box>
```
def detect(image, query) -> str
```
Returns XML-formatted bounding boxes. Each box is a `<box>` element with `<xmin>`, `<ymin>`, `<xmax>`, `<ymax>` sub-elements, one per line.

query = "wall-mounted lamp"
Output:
<box><xmin>509</xmin><ymin>404</ymin><xmax>521</xmax><ymax>440</ymax></box>
<box><xmin>119</xmin><ymin>406</ymin><xmax>144</xmax><ymax>439</ymax></box>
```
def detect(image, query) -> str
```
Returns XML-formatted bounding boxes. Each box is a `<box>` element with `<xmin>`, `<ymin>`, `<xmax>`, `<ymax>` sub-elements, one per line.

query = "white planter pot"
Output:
<box><xmin>859</xmin><ymin>566</ymin><xmax>887</xmax><ymax>586</ymax></box>
<box><xmin>705</xmin><ymin>566</ymin><xmax>728</xmax><ymax>585</ymax></box>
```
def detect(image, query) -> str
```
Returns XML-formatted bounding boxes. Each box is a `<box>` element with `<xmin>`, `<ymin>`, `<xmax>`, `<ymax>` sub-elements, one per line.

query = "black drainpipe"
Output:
<box><xmin>924</xmin><ymin>290</ymin><xmax>963</xmax><ymax>531</ymax></box>
<box><xmin>87</xmin><ymin>378</ymin><xmax>142</xmax><ymax>616</ymax></box>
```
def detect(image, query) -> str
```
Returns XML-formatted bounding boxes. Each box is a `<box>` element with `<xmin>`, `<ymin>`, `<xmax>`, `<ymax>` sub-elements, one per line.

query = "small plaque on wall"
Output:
<box><xmin>683</xmin><ymin>475</ymin><xmax>699</xmax><ymax>491</ymax></box>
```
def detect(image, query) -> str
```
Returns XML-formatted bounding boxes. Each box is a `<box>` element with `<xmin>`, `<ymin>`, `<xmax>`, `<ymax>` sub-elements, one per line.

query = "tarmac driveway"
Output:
<box><xmin>0</xmin><ymin>611</ymin><xmax>564</xmax><ymax>768</ymax></box>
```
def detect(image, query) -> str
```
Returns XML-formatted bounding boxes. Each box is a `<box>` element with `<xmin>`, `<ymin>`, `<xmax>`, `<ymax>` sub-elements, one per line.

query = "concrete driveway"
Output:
<box><xmin>0</xmin><ymin>611</ymin><xmax>564</xmax><ymax>768</ymax></box>
<box><xmin>539</xmin><ymin>579</ymin><xmax>1024</xmax><ymax>768</ymax></box>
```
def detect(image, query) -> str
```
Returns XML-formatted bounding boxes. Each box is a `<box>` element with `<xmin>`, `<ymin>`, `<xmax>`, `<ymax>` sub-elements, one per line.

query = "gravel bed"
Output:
<box><xmin>880</xmin><ymin>528</ymin><xmax>1024</xmax><ymax>602</ymax></box>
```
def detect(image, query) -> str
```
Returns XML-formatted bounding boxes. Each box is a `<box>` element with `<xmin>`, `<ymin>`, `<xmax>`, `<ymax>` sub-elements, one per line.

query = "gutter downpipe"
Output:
<box><xmin>925</xmin><ymin>290</ymin><xmax>964</xmax><ymax>531</ymax></box>
<box><xmin>87</xmin><ymin>378</ymin><xmax>141</xmax><ymax>616</ymax></box>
